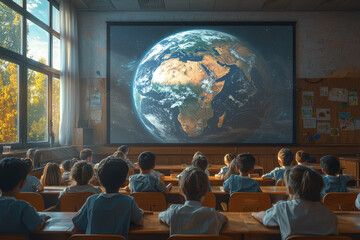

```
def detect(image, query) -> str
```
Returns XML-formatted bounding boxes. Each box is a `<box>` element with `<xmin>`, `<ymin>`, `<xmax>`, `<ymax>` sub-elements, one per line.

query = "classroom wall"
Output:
<box><xmin>77</xmin><ymin>11</ymin><xmax>360</xmax><ymax>146</ymax></box>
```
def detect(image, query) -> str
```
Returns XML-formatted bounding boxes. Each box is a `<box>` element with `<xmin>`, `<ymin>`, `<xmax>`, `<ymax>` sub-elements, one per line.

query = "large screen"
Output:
<box><xmin>108</xmin><ymin>22</ymin><xmax>295</xmax><ymax>144</ymax></box>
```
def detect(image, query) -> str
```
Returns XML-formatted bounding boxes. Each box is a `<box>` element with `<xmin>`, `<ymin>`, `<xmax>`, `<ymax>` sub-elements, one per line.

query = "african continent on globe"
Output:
<box><xmin>133</xmin><ymin>29</ymin><xmax>270</xmax><ymax>143</ymax></box>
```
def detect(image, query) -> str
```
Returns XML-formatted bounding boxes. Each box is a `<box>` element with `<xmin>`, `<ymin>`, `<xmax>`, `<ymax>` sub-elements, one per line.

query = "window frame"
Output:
<box><xmin>0</xmin><ymin>0</ymin><xmax>60</xmax><ymax>149</ymax></box>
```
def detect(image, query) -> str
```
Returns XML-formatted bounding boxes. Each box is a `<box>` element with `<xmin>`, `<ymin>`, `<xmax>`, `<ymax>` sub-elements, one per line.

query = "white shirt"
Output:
<box><xmin>263</xmin><ymin>199</ymin><xmax>338</xmax><ymax>240</ymax></box>
<box><xmin>158</xmin><ymin>200</ymin><xmax>227</xmax><ymax>235</ymax></box>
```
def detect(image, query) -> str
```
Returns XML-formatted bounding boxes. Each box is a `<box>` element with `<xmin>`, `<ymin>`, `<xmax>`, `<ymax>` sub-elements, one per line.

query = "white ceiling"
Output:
<box><xmin>72</xmin><ymin>0</ymin><xmax>360</xmax><ymax>11</ymax></box>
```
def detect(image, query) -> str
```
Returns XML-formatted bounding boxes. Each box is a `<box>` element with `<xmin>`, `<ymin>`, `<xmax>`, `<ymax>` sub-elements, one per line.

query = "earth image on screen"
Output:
<box><xmin>133</xmin><ymin>29</ymin><xmax>270</xmax><ymax>143</ymax></box>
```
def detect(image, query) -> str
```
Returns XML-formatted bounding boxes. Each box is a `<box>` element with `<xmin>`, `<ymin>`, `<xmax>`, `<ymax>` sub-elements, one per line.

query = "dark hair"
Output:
<box><xmin>33</xmin><ymin>150</ymin><xmax>42</xmax><ymax>168</ymax></box>
<box><xmin>118</xmin><ymin>145</ymin><xmax>129</xmax><ymax>154</ymax></box>
<box><xmin>40</xmin><ymin>162</ymin><xmax>62</xmax><ymax>186</ymax></box>
<box><xmin>193</xmin><ymin>151</ymin><xmax>203</xmax><ymax>159</ymax></box>
<box><xmin>284</xmin><ymin>165</ymin><xmax>323</xmax><ymax>201</ymax></box>
<box><xmin>296</xmin><ymin>151</ymin><xmax>311</xmax><ymax>164</ymax></box>
<box><xmin>71</xmin><ymin>161</ymin><xmax>94</xmax><ymax>185</ymax></box>
<box><xmin>26</xmin><ymin>148</ymin><xmax>36</xmax><ymax>160</ymax></box>
<box><xmin>278</xmin><ymin>148</ymin><xmax>293</xmax><ymax>166</ymax></box>
<box><xmin>192</xmin><ymin>155</ymin><xmax>208</xmax><ymax>171</ymax></box>
<box><xmin>113</xmin><ymin>151</ymin><xmax>125</xmax><ymax>159</ymax></box>
<box><xmin>236</xmin><ymin>153</ymin><xmax>255</xmax><ymax>173</ymax></box>
<box><xmin>80</xmin><ymin>148</ymin><xmax>93</xmax><ymax>161</ymax></box>
<box><xmin>320</xmin><ymin>155</ymin><xmax>340</xmax><ymax>175</ymax></box>
<box><xmin>0</xmin><ymin>157</ymin><xmax>29</xmax><ymax>192</ymax></box>
<box><xmin>62</xmin><ymin>159</ymin><xmax>72</xmax><ymax>172</ymax></box>
<box><xmin>97</xmin><ymin>157</ymin><xmax>129</xmax><ymax>192</ymax></box>
<box><xmin>22</xmin><ymin>158</ymin><xmax>34</xmax><ymax>172</ymax></box>
<box><xmin>223</xmin><ymin>159</ymin><xmax>238</xmax><ymax>180</ymax></box>
<box><xmin>180</xmin><ymin>167</ymin><xmax>209</xmax><ymax>201</ymax></box>
<box><xmin>138</xmin><ymin>151</ymin><xmax>156</xmax><ymax>170</ymax></box>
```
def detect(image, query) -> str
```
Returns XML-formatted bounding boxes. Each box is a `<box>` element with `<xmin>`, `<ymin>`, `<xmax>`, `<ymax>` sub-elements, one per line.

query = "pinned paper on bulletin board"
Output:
<box><xmin>302</xmin><ymin>106</ymin><xmax>313</xmax><ymax>119</ymax></box>
<box><xmin>330</xmin><ymin>128</ymin><xmax>339</xmax><ymax>136</ymax></box>
<box><xmin>317</xmin><ymin>122</ymin><xmax>331</xmax><ymax>134</ymax></box>
<box><xmin>349</xmin><ymin>96</ymin><xmax>358</xmax><ymax>106</ymax></box>
<box><xmin>302</xmin><ymin>91</ymin><xmax>314</xmax><ymax>105</ymax></box>
<box><xmin>316</xmin><ymin>108</ymin><xmax>330</xmax><ymax>121</ymax></box>
<box><xmin>329</xmin><ymin>88</ymin><xmax>348</xmax><ymax>102</ymax></box>
<box><xmin>320</xmin><ymin>87</ymin><xmax>328</xmax><ymax>96</ymax></box>
<box><xmin>90</xmin><ymin>93</ymin><xmax>101</xmax><ymax>108</ymax></box>
<box><xmin>339</xmin><ymin>112</ymin><xmax>351</xmax><ymax>121</ymax></box>
<box><xmin>340</xmin><ymin>121</ymin><xmax>354</xmax><ymax>131</ymax></box>
<box><xmin>354</xmin><ymin>119</ymin><xmax>360</xmax><ymax>130</ymax></box>
<box><xmin>303</xmin><ymin>118</ymin><xmax>316</xmax><ymax>129</ymax></box>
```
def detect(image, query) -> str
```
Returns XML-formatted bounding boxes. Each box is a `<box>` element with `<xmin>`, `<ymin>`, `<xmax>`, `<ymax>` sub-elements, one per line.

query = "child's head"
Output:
<box><xmin>70</xmin><ymin>161</ymin><xmax>94</xmax><ymax>185</ymax></box>
<box><xmin>41</xmin><ymin>162</ymin><xmax>62</xmax><ymax>186</ymax></box>
<box><xmin>278</xmin><ymin>148</ymin><xmax>293</xmax><ymax>167</ymax></box>
<box><xmin>191</xmin><ymin>155</ymin><xmax>208</xmax><ymax>171</ymax></box>
<box><xmin>236</xmin><ymin>153</ymin><xmax>255</xmax><ymax>174</ymax></box>
<box><xmin>223</xmin><ymin>159</ymin><xmax>238</xmax><ymax>180</ymax></box>
<box><xmin>224</xmin><ymin>153</ymin><xmax>234</xmax><ymax>166</ymax></box>
<box><xmin>138</xmin><ymin>151</ymin><xmax>156</xmax><ymax>171</ymax></box>
<box><xmin>113</xmin><ymin>151</ymin><xmax>125</xmax><ymax>159</ymax></box>
<box><xmin>80</xmin><ymin>148</ymin><xmax>93</xmax><ymax>162</ymax></box>
<box><xmin>97</xmin><ymin>157</ymin><xmax>129</xmax><ymax>192</ymax></box>
<box><xmin>0</xmin><ymin>157</ymin><xmax>28</xmax><ymax>194</ymax></box>
<box><xmin>118</xmin><ymin>145</ymin><xmax>129</xmax><ymax>155</ymax></box>
<box><xmin>295</xmin><ymin>151</ymin><xmax>311</xmax><ymax>165</ymax></box>
<box><xmin>26</xmin><ymin>148</ymin><xmax>36</xmax><ymax>161</ymax></box>
<box><xmin>62</xmin><ymin>159</ymin><xmax>72</xmax><ymax>172</ymax></box>
<box><xmin>22</xmin><ymin>158</ymin><xmax>34</xmax><ymax>174</ymax></box>
<box><xmin>180</xmin><ymin>167</ymin><xmax>209</xmax><ymax>201</ymax></box>
<box><xmin>193</xmin><ymin>151</ymin><xmax>203</xmax><ymax>159</ymax></box>
<box><xmin>320</xmin><ymin>155</ymin><xmax>340</xmax><ymax>176</ymax></box>
<box><xmin>284</xmin><ymin>165</ymin><xmax>323</xmax><ymax>202</ymax></box>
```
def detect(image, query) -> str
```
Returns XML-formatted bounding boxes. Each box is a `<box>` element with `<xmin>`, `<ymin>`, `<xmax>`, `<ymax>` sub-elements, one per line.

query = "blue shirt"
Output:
<box><xmin>129</xmin><ymin>174</ymin><xmax>167</xmax><ymax>193</ymax></box>
<box><xmin>158</xmin><ymin>200</ymin><xmax>227</xmax><ymax>235</ymax></box>
<box><xmin>0</xmin><ymin>196</ymin><xmax>43</xmax><ymax>236</ymax></box>
<box><xmin>216</xmin><ymin>166</ymin><xmax>229</xmax><ymax>177</ymax></box>
<box><xmin>262</xmin><ymin>166</ymin><xmax>291</xmax><ymax>185</ymax></box>
<box><xmin>263</xmin><ymin>199</ymin><xmax>338</xmax><ymax>240</ymax></box>
<box><xmin>72</xmin><ymin>193</ymin><xmax>143</xmax><ymax>239</ymax></box>
<box><xmin>21</xmin><ymin>175</ymin><xmax>41</xmax><ymax>192</ymax></box>
<box><xmin>321</xmin><ymin>174</ymin><xmax>352</xmax><ymax>198</ymax></box>
<box><xmin>223</xmin><ymin>175</ymin><xmax>261</xmax><ymax>195</ymax></box>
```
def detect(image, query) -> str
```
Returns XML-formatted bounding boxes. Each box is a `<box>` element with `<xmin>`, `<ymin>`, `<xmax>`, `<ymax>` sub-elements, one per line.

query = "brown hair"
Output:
<box><xmin>113</xmin><ymin>151</ymin><xmax>125</xmax><ymax>159</ymax></box>
<box><xmin>295</xmin><ymin>151</ymin><xmax>311</xmax><ymax>164</ymax></box>
<box><xmin>22</xmin><ymin>158</ymin><xmax>34</xmax><ymax>173</ymax></box>
<box><xmin>191</xmin><ymin>155</ymin><xmax>208</xmax><ymax>171</ymax></box>
<box><xmin>223</xmin><ymin>159</ymin><xmax>238</xmax><ymax>181</ymax></box>
<box><xmin>284</xmin><ymin>165</ymin><xmax>323</xmax><ymax>202</ymax></box>
<box><xmin>193</xmin><ymin>151</ymin><xmax>203</xmax><ymax>159</ymax></box>
<box><xmin>278</xmin><ymin>148</ymin><xmax>293</xmax><ymax>167</ymax></box>
<box><xmin>80</xmin><ymin>148</ymin><xmax>93</xmax><ymax>161</ymax></box>
<box><xmin>40</xmin><ymin>162</ymin><xmax>62</xmax><ymax>186</ymax></box>
<box><xmin>224</xmin><ymin>153</ymin><xmax>234</xmax><ymax>166</ymax></box>
<box><xmin>180</xmin><ymin>167</ymin><xmax>209</xmax><ymax>201</ymax></box>
<box><xmin>70</xmin><ymin>161</ymin><xmax>94</xmax><ymax>185</ymax></box>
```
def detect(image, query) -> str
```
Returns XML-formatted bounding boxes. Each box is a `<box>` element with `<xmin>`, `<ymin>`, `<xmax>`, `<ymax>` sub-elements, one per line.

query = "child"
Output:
<box><xmin>40</xmin><ymin>162</ymin><xmax>63</xmax><ymax>186</ymax></box>
<box><xmin>177</xmin><ymin>154</ymin><xmax>210</xmax><ymax>179</ymax></box>
<box><xmin>61</xmin><ymin>159</ymin><xmax>73</xmax><ymax>181</ymax></box>
<box><xmin>253</xmin><ymin>165</ymin><xmax>338</xmax><ymax>240</ymax></box>
<box><xmin>80</xmin><ymin>148</ymin><xmax>93</xmax><ymax>164</ymax></box>
<box><xmin>295</xmin><ymin>150</ymin><xmax>311</xmax><ymax>166</ymax></box>
<box><xmin>215</xmin><ymin>153</ymin><xmax>234</xmax><ymax>179</ymax></box>
<box><xmin>223</xmin><ymin>153</ymin><xmax>261</xmax><ymax>195</ymax></box>
<box><xmin>223</xmin><ymin>159</ymin><xmax>238</xmax><ymax>181</ymax></box>
<box><xmin>320</xmin><ymin>155</ymin><xmax>354</xmax><ymax>198</ymax></box>
<box><xmin>129</xmin><ymin>151</ymin><xmax>172</xmax><ymax>193</ymax></box>
<box><xmin>21</xmin><ymin>158</ymin><xmax>44</xmax><ymax>192</ymax></box>
<box><xmin>118</xmin><ymin>145</ymin><xmax>136</xmax><ymax>168</ymax></box>
<box><xmin>159</xmin><ymin>167</ymin><xmax>227</xmax><ymax>235</ymax></box>
<box><xmin>72</xmin><ymin>157</ymin><xmax>143</xmax><ymax>238</ymax></box>
<box><xmin>262</xmin><ymin>148</ymin><xmax>293</xmax><ymax>185</ymax></box>
<box><xmin>59</xmin><ymin>161</ymin><xmax>101</xmax><ymax>199</ymax></box>
<box><xmin>0</xmin><ymin>157</ymin><xmax>49</xmax><ymax>236</ymax></box>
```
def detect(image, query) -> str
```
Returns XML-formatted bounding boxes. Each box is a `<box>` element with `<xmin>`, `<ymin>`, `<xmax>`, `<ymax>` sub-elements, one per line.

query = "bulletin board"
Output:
<box><xmin>297</xmin><ymin>78</ymin><xmax>360</xmax><ymax>145</ymax></box>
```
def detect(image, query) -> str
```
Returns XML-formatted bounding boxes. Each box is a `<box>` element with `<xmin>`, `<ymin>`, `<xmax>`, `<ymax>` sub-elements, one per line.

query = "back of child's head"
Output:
<box><xmin>236</xmin><ymin>153</ymin><xmax>255</xmax><ymax>173</ymax></box>
<box><xmin>284</xmin><ymin>165</ymin><xmax>323</xmax><ymax>202</ymax></box>
<box><xmin>26</xmin><ymin>148</ymin><xmax>36</xmax><ymax>161</ymax></box>
<box><xmin>22</xmin><ymin>158</ymin><xmax>34</xmax><ymax>172</ymax></box>
<box><xmin>113</xmin><ymin>151</ymin><xmax>125</xmax><ymax>159</ymax></box>
<box><xmin>138</xmin><ymin>151</ymin><xmax>155</xmax><ymax>170</ymax></box>
<box><xmin>278</xmin><ymin>148</ymin><xmax>293</xmax><ymax>166</ymax></box>
<box><xmin>193</xmin><ymin>151</ymin><xmax>203</xmax><ymax>159</ymax></box>
<box><xmin>70</xmin><ymin>161</ymin><xmax>94</xmax><ymax>185</ymax></box>
<box><xmin>295</xmin><ymin>151</ymin><xmax>311</xmax><ymax>164</ymax></box>
<box><xmin>62</xmin><ymin>159</ymin><xmax>72</xmax><ymax>172</ymax></box>
<box><xmin>180</xmin><ymin>167</ymin><xmax>209</xmax><ymax>201</ymax></box>
<box><xmin>0</xmin><ymin>157</ymin><xmax>28</xmax><ymax>193</ymax></box>
<box><xmin>320</xmin><ymin>155</ymin><xmax>340</xmax><ymax>175</ymax></box>
<box><xmin>118</xmin><ymin>145</ymin><xmax>129</xmax><ymax>154</ymax></box>
<box><xmin>41</xmin><ymin>162</ymin><xmax>62</xmax><ymax>186</ymax></box>
<box><xmin>80</xmin><ymin>148</ymin><xmax>93</xmax><ymax>161</ymax></box>
<box><xmin>97</xmin><ymin>157</ymin><xmax>128</xmax><ymax>192</ymax></box>
<box><xmin>224</xmin><ymin>153</ymin><xmax>234</xmax><ymax>166</ymax></box>
<box><xmin>192</xmin><ymin>155</ymin><xmax>208</xmax><ymax>171</ymax></box>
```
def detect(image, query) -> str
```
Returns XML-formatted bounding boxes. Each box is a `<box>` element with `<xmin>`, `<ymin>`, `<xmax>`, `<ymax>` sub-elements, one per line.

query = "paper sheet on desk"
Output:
<box><xmin>43</xmin><ymin>218</ymin><xmax>73</xmax><ymax>231</ymax></box>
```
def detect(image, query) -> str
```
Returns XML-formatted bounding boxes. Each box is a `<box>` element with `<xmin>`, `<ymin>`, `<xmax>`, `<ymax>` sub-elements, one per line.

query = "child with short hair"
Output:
<box><xmin>159</xmin><ymin>167</ymin><xmax>227</xmax><ymax>235</ymax></box>
<box><xmin>40</xmin><ymin>162</ymin><xmax>63</xmax><ymax>186</ymax></box>
<box><xmin>61</xmin><ymin>159</ymin><xmax>73</xmax><ymax>181</ymax></box>
<box><xmin>177</xmin><ymin>154</ymin><xmax>210</xmax><ymax>179</ymax></box>
<box><xmin>223</xmin><ymin>153</ymin><xmax>261</xmax><ymax>195</ymax></box>
<box><xmin>0</xmin><ymin>157</ymin><xmax>49</xmax><ymax>236</ymax></box>
<box><xmin>215</xmin><ymin>153</ymin><xmax>234</xmax><ymax>179</ymax></box>
<box><xmin>320</xmin><ymin>155</ymin><xmax>354</xmax><ymax>198</ymax></box>
<box><xmin>253</xmin><ymin>165</ymin><xmax>338</xmax><ymax>240</ymax></box>
<box><xmin>295</xmin><ymin>150</ymin><xmax>311</xmax><ymax>166</ymax></box>
<box><xmin>129</xmin><ymin>151</ymin><xmax>172</xmax><ymax>193</ymax></box>
<box><xmin>80</xmin><ymin>148</ymin><xmax>93</xmax><ymax>163</ymax></box>
<box><xmin>21</xmin><ymin>158</ymin><xmax>44</xmax><ymax>192</ymax></box>
<box><xmin>118</xmin><ymin>145</ymin><xmax>136</xmax><ymax>168</ymax></box>
<box><xmin>262</xmin><ymin>148</ymin><xmax>293</xmax><ymax>185</ymax></box>
<box><xmin>72</xmin><ymin>157</ymin><xmax>143</xmax><ymax>237</ymax></box>
<box><xmin>59</xmin><ymin>161</ymin><xmax>101</xmax><ymax>199</ymax></box>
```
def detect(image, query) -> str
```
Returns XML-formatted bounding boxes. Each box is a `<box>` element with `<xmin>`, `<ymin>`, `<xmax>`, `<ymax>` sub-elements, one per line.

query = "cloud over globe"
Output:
<box><xmin>133</xmin><ymin>29</ymin><xmax>270</xmax><ymax>143</ymax></box>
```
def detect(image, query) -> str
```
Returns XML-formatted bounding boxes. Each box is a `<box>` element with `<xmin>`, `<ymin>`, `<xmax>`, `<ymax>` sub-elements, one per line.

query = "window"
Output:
<box><xmin>0</xmin><ymin>0</ymin><xmax>60</xmax><ymax>148</ymax></box>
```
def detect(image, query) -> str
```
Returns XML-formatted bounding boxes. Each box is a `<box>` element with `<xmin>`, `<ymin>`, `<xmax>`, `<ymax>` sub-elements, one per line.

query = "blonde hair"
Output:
<box><xmin>223</xmin><ymin>159</ymin><xmax>238</xmax><ymax>181</ymax></box>
<box><xmin>180</xmin><ymin>167</ymin><xmax>209</xmax><ymax>201</ymax></box>
<box><xmin>40</xmin><ymin>162</ymin><xmax>62</xmax><ymax>186</ymax></box>
<box><xmin>224</xmin><ymin>153</ymin><xmax>234</xmax><ymax>166</ymax></box>
<box><xmin>70</xmin><ymin>161</ymin><xmax>94</xmax><ymax>185</ymax></box>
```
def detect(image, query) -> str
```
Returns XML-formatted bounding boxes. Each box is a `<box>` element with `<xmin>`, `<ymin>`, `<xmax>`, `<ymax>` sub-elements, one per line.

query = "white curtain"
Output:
<box><xmin>59</xmin><ymin>0</ymin><xmax>79</xmax><ymax>145</ymax></box>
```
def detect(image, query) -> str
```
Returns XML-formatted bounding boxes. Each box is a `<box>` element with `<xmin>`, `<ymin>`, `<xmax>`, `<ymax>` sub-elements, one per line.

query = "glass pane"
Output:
<box><xmin>27</xmin><ymin>0</ymin><xmax>49</xmax><ymax>25</ymax></box>
<box><xmin>27</xmin><ymin>19</ymin><xmax>49</xmax><ymax>65</ymax></box>
<box><xmin>52</xmin><ymin>5</ymin><xmax>60</xmax><ymax>33</ymax></box>
<box><xmin>52</xmin><ymin>36</ymin><xmax>60</xmax><ymax>70</ymax></box>
<box><xmin>0</xmin><ymin>2</ymin><xmax>22</xmax><ymax>54</ymax></box>
<box><xmin>52</xmin><ymin>77</ymin><xmax>60</xmax><ymax>143</ymax></box>
<box><xmin>0</xmin><ymin>59</ymin><xmax>19</xmax><ymax>143</ymax></box>
<box><xmin>12</xmin><ymin>0</ymin><xmax>22</xmax><ymax>6</ymax></box>
<box><xmin>27</xmin><ymin>69</ymin><xmax>48</xmax><ymax>142</ymax></box>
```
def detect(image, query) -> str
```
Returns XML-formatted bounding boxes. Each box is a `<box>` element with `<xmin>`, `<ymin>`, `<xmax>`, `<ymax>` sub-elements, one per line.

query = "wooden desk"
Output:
<box><xmin>163</xmin><ymin>176</ymin><xmax>275</xmax><ymax>186</ymax></box>
<box><xmin>340</xmin><ymin>157</ymin><xmax>360</xmax><ymax>186</ymax></box>
<box><xmin>31</xmin><ymin>211</ymin><xmax>360</xmax><ymax>240</ymax></box>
